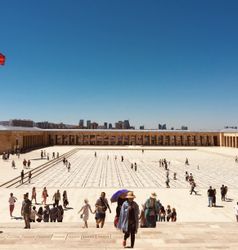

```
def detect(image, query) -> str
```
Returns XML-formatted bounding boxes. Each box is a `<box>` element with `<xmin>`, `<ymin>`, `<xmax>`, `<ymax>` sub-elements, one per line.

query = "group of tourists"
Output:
<box><xmin>130</xmin><ymin>162</ymin><xmax>137</xmax><ymax>171</ymax></box>
<box><xmin>20</xmin><ymin>170</ymin><xmax>32</xmax><ymax>184</ymax></box>
<box><xmin>62</xmin><ymin>157</ymin><xmax>71</xmax><ymax>172</ymax></box>
<box><xmin>2</xmin><ymin>151</ymin><xmax>10</xmax><ymax>160</ymax></box>
<box><xmin>138</xmin><ymin>193</ymin><xmax>177</xmax><ymax>228</ymax></box>
<box><xmin>41</xmin><ymin>150</ymin><xmax>59</xmax><ymax>160</ymax></box>
<box><xmin>22</xmin><ymin>158</ymin><xmax>31</xmax><ymax>168</ymax></box>
<box><xmin>185</xmin><ymin>172</ymin><xmax>198</xmax><ymax>195</ymax></box>
<box><xmin>9</xmin><ymin>188</ymin><xmax>70</xmax><ymax>228</ymax></box>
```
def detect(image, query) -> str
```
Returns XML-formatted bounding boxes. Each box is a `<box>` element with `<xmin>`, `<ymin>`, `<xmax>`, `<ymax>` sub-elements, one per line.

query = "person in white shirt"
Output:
<box><xmin>8</xmin><ymin>193</ymin><xmax>17</xmax><ymax>217</ymax></box>
<box><xmin>30</xmin><ymin>206</ymin><xmax>37</xmax><ymax>222</ymax></box>
<box><xmin>234</xmin><ymin>202</ymin><xmax>238</xmax><ymax>222</ymax></box>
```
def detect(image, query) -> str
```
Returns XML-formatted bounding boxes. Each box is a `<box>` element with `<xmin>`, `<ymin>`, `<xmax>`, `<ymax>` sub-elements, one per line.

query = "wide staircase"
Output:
<box><xmin>0</xmin><ymin>222</ymin><xmax>238</xmax><ymax>249</ymax></box>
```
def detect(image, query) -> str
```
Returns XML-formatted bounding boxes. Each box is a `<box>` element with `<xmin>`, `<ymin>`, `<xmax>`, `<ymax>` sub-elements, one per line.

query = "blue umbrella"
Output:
<box><xmin>110</xmin><ymin>189</ymin><xmax>129</xmax><ymax>203</ymax></box>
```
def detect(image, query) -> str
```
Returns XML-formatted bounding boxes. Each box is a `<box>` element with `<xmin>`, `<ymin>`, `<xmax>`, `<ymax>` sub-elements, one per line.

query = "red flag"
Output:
<box><xmin>0</xmin><ymin>53</ymin><xmax>6</xmax><ymax>65</ymax></box>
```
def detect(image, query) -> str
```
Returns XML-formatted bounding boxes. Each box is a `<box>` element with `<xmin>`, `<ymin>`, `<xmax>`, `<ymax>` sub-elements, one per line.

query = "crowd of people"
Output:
<box><xmin>3</xmin><ymin>151</ymin><xmax>238</xmax><ymax>249</ymax></box>
<box><xmin>9</xmin><ymin>188</ymin><xmax>70</xmax><ymax>228</ymax></box>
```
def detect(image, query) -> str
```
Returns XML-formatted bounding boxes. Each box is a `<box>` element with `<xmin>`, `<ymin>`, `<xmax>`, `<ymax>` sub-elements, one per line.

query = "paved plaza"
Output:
<box><xmin>1</xmin><ymin>146</ymin><xmax>238</xmax><ymax>249</ymax></box>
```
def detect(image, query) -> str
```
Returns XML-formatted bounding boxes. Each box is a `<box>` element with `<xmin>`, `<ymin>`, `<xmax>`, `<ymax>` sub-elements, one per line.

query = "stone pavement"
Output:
<box><xmin>1</xmin><ymin>146</ymin><xmax>238</xmax><ymax>249</ymax></box>
<box><xmin>0</xmin><ymin>222</ymin><xmax>238</xmax><ymax>249</ymax></box>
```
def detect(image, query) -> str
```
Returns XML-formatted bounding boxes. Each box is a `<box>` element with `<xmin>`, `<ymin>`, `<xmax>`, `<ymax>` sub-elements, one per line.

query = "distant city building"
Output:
<box><xmin>90</xmin><ymin>122</ymin><xmax>98</xmax><ymax>129</ymax></box>
<box><xmin>108</xmin><ymin>123</ymin><xmax>113</xmax><ymax>129</ymax></box>
<box><xmin>104</xmin><ymin>122</ymin><xmax>108</xmax><ymax>129</ymax></box>
<box><xmin>158</xmin><ymin>124</ymin><xmax>167</xmax><ymax>130</ymax></box>
<box><xmin>181</xmin><ymin>126</ymin><xmax>188</xmax><ymax>130</ymax></box>
<box><xmin>10</xmin><ymin>119</ymin><xmax>34</xmax><ymax>127</ymax></box>
<box><xmin>224</xmin><ymin>126</ymin><xmax>237</xmax><ymax>129</ymax></box>
<box><xmin>123</xmin><ymin>120</ymin><xmax>130</xmax><ymax>129</ymax></box>
<box><xmin>0</xmin><ymin>121</ymin><xmax>10</xmax><ymax>126</ymax></box>
<box><xmin>86</xmin><ymin>120</ymin><xmax>91</xmax><ymax>129</ymax></box>
<box><xmin>79</xmin><ymin>119</ymin><xmax>84</xmax><ymax>128</ymax></box>
<box><xmin>115</xmin><ymin>121</ymin><xmax>122</xmax><ymax>129</ymax></box>
<box><xmin>36</xmin><ymin>121</ymin><xmax>71</xmax><ymax>129</ymax></box>
<box><xmin>139</xmin><ymin>125</ymin><xmax>144</xmax><ymax>130</ymax></box>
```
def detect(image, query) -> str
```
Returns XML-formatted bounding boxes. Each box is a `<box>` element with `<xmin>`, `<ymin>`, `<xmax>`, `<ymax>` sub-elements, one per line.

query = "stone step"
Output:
<box><xmin>0</xmin><ymin>222</ymin><xmax>238</xmax><ymax>249</ymax></box>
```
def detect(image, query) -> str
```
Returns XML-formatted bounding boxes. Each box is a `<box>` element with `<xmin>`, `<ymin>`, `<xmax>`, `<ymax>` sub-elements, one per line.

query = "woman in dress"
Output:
<box><xmin>78</xmin><ymin>199</ymin><xmax>94</xmax><ymax>228</ymax></box>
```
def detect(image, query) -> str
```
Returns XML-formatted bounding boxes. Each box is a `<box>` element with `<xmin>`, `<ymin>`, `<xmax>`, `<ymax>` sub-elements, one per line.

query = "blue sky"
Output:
<box><xmin>0</xmin><ymin>0</ymin><xmax>238</xmax><ymax>129</ymax></box>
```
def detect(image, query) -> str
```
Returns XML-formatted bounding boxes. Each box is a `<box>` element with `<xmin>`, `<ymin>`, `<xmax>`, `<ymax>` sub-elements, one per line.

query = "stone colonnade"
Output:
<box><xmin>220</xmin><ymin>133</ymin><xmax>238</xmax><ymax>148</ymax></box>
<box><xmin>4</xmin><ymin>130</ymin><xmax>238</xmax><ymax>154</ymax></box>
<box><xmin>48</xmin><ymin>132</ymin><xmax>219</xmax><ymax>147</ymax></box>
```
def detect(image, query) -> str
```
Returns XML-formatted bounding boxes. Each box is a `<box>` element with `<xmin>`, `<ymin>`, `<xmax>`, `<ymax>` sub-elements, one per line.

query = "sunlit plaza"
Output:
<box><xmin>1</xmin><ymin>146</ymin><xmax>238</xmax><ymax>249</ymax></box>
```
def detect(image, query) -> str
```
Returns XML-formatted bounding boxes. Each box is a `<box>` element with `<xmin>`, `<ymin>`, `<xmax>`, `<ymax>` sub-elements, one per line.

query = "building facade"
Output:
<box><xmin>1</xmin><ymin>127</ymin><xmax>238</xmax><ymax>154</ymax></box>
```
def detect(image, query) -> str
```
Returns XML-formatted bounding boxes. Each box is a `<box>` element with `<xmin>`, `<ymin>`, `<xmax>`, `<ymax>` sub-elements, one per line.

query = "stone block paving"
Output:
<box><xmin>22</xmin><ymin>148</ymin><xmax>238</xmax><ymax>189</ymax></box>
<box><xmin>0</xmin><ymin>222</ymin><xmax>238</xmax><ymax>249</ymax></box>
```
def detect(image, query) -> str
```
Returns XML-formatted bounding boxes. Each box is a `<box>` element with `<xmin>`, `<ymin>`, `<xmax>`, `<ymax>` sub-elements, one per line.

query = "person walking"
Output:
<box><xmin>207</xmin><ymin>186</ymin><xmax>214</xmax><ymax>207</ymax></box>
<box><xmin>78</xmin><ymin>199</ymin><xmax>94</xmax><ymax>228</ymax></box>
<box><xmin>220</xmin><ymin>185</ymin><xmax>226</xmax><ymax>201</ymax></box>
<box><xmin>11</xmin><ymin>160</ymin><xmax>16</xmax><ymax>169</ymax></box>
<box><xmin>190</xmin><ymin>181</ymin><xmax>197</xmax><ymax>195</ymax></box>
<box><xmin>8</xmin><ymin>193</ymin><xmax>17</xmax><ymax>217</ymax></box>
<box><xmin>144</xmin><ymin>193</ymin><xmax>159</xmax><ymax>228</ymax></box>
<box><xmin>21</xmin><ymin>193</ymin><xmax>31</xmax><ymax>229</ymax></box>
<box><xmin>27</xmin><ymin>160</ymin><xmax>31</xmax><ymax>169</ymax></box>
<box><xmin>31</xmin><ymin>187</ymin><xmax>37</xmax><ymax>204</ymax></box>
<box><xmin>117</xmin><ymin>191</ymin><xmax>139</xmax><ymax>249</ymax></box>
<box><xmin>42</xmin><ymin>187</ymin><xmax>48</xmax><ymax>205</ymax></box>
<box><xmin>63</xmin><ymin>190</ymin><xmax>69</xmax><ymax>208</ymax></box>
<box><xmin>95</xmin><ymin>192</ymin><xmax>111</xmax><ymax>228</ymax></box>
<box><xmin>20</xmin><ymin>170</ymin><xmax>24</xmax><ymax>184</ymax></box>
<box><xmin>28</xmin><ymin>171</ymin><xmax>32</xmax><ymax>183</ymax></box>
<box><xmin>53</xmin><ymin>190</ymin><xmax>61</xmax><ymax>207</ymax></box>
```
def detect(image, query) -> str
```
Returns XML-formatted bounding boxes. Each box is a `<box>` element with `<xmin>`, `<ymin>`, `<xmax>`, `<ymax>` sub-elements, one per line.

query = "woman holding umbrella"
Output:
<box><xmin>111</xmin><ymin>189</ymin><xmax>128</xmax><ymax>227</ymax></box>
<box><xmin>117</xmin><ymin>191</ymin><xmax>139</xmax><ymax>249</ymax></box>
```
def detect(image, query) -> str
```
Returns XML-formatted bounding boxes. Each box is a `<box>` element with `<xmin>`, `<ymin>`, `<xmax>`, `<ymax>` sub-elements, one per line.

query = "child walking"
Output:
<box><xmin>78</xmin><ymin>199</ymin><xmax>94</xmax><ymax>228</ymax></box>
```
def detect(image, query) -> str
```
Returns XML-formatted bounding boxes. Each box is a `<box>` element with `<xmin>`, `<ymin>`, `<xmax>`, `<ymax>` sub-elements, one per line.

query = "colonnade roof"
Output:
<box><xmin>0</xmin><ymin>125</ymin><xmax>225</xmax><ymax>133</ymax></box>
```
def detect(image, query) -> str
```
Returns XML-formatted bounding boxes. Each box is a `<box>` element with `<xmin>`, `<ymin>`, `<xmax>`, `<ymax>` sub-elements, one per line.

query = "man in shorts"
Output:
<box><xmin>95</xmin><ymin>192</ymin><xmax>111</xmax><ymax>228</ymax></box>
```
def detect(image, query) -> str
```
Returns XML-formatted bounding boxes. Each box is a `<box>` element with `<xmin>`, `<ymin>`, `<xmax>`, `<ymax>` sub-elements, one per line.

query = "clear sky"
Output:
<box><xmin>0</xmin><ymin>0</ymin><xmax>238</xmax><ymax>129</ymax></box>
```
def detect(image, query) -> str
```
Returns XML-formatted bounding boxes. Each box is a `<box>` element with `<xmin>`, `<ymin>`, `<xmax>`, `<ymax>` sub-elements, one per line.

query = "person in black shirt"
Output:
<box><xmin>207</xmin><ymin>186</ymin><xmax>214</xmax><ymax>207</ymax></box>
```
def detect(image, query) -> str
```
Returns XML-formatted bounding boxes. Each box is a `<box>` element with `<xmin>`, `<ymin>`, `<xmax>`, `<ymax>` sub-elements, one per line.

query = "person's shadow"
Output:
<box><xmin>64</xmin><ymin>207</ymin><xmax>73</xmax><ymax>211</ymax></box>
<box><xmin>12</xmin><ymin>216</ymin><xmax>23</xmax><ymax>220</ymax></box>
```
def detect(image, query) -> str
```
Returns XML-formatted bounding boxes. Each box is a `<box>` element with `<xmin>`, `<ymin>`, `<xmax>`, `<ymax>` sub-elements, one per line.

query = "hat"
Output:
<box><xmin>150</xmin><ymin>192</ymin><xmax>157</xmax><ymax>199</ymax></box>
<box><xmin>126</xmin><ymin>191</ymin><xmax>136</xmax><ymax>199</ymax></box>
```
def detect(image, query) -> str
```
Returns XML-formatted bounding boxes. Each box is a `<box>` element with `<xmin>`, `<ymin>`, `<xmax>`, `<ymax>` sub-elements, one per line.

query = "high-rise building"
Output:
<box><xmin>104</xmin><ymin>122</ymin><xmax>108</xmax><ymax>129</ymax></box>
<box><xmin>139</xmin><ymin>125</ymin><xmax>144</xmax><ymax>130</ymax></box>
<box><xmin>108</xmin><ymin>123</ymin><xmax>113</xmax><ymax>129</ymax></box>
<box><xmin>123</xmin><ymin>120</ymin><xmax>130</xmax><ymax>129</ymax></box>
<box><xmin>79</xmin><ymin>119</ymin><xmax>84</xmax><ymax>128</ymax></box>
<box><xmin>86</xmin><ymin>120</ymin><xmax>91</xmax><ymax>129</ymax></box>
